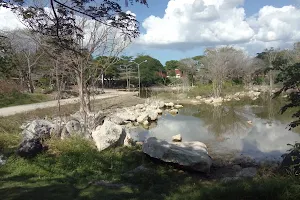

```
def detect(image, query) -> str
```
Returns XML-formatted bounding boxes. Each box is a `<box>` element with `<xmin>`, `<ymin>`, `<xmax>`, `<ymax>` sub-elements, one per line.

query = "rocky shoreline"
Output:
<box><xmin>16</xmin><ymin>92</ymin><xmax>290</xmax><ymax>180</ymax></box>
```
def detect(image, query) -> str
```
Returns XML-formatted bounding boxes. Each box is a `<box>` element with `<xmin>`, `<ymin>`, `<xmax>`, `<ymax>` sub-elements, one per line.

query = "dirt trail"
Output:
<box><xmin>0</xmin><ymin>90</ymin><xmax>137</xmax><ymax>117</ymax></box>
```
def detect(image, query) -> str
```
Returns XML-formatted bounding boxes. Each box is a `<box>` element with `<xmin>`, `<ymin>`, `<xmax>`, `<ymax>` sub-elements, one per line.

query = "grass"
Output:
<box><xmin>1</xmin><ymin>135</ymin><xmax>300</xmax><ymax>200</ymax></box>
<box><xmin>0</xmin><ymin>91</ymin><xmax>51</xmax><ymax>108</ymax></box>
<box><xmin>188</xmin><ymin>82</ymin><xmax>245</xmax><ymax>98</ymax></box>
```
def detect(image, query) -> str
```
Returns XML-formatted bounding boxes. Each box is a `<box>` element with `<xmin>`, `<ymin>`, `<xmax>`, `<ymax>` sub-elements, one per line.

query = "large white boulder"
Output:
<box><xmin>142</xmin><ymin>137</ymin><xmax>212</xmax><ymax>173</ymax></box>
<box><xmin>92</xmin><ymin>121</ymin><xmax>125</xmax><ymax>151</ymax></box>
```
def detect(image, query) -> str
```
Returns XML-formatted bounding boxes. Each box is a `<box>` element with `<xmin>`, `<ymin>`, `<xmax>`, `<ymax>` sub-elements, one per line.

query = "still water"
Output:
<box><xmin>133</xmin><ymin>97</ymin><xmax>300</xmax><ymax>163</ymax></box>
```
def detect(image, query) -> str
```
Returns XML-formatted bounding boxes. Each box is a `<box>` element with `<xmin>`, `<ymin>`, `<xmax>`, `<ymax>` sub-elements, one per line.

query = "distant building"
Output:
<box><xmin>175</xmin><ymin>69</ymin><xmax>182</xmax><ymax>78</ymax></box>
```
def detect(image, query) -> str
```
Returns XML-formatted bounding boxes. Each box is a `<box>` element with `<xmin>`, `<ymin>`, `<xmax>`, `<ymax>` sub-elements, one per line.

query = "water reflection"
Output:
<box><xmin>140</xmin><ymin>99</ymin><xmax>300</xmax><ymax>162</ymax></box>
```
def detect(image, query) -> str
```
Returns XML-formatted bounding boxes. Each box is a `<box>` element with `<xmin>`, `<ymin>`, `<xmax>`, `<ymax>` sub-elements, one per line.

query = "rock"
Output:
<box><xmin>172</xmin><ymin>134</ymin><xmax>182</xmax><ymax>142</ymax></box>
<box><xmin>137</xmin><ymin>113</ymin><xmax>149</xmax><ymax>123</ymax></box>
<box><xmin>169</xmin><ymin>109</ymin><xmax>179</xmax><ymax>115</ymax></box>
<box><xmin>143</xmin><ymin>120</ymin><xmax>149</xmax><ymax>126</ymax></box>
<box><xmin>165</xmin><ymin>102</ymin><xmax>174</xmax><ymax>107</ymax></box>
<box><xmin>17</xmin><ymin>139</ymin><xmax>43</xmax><ymax>158</ymax></box>
<box><xmin>105</xmin><ymin>116</ymin><xmax>125</xmax><ymax>125</ymax></box>
<box><xmin>91</xmin><ymin>112</ymin><xmax>106</xmax><ymax>129</ymax></box>
<box><xmin>115</xmin><ymin>111</ymin><xmax>136</xmax><ymax>122</ymax></box>
<box><xmin>149</xmin><ymin>100</ymin><xmax>165</xmax><ymax>109</ymax></box>
<box><xmin>247</xmin><ymin>121</ymin><xmax>253</xmax><ymax>125</ymax></box>
<box><xmin>232</xmin><ymin>165</ymin><xmax>242</xmax><ymax>171</ymax></box>
<box><xmin>0</xmin><ymin>155</ymin><xmax>6</xmax><ymax>166</ymax></box>
<box><xmin>158</xmin><ymin>101</ymin><xmax>165</xmax><ymax>108</ymax></box>
<box><xmin>21</xmin><ymin>120</ymin><xmax>54</xmax><ymax>140</ymax></box>
<box><xmin>236</xmin><ymin>167</ymin><xmax>257</xmax><ymax>178</ymax></box>
<box><xmin>204</xmin><ymin>99</ymin><xmax>213</xmax><ymax>104</ymax></box>
<box><xmin>156</xmin><ymin>109</ymin><xmax>163</xmax><ymax>114</ymax></box>
<box><xmin>123</xmin><ymin>132</ymin><xmax>134</xmax><ymax>147</ymax></box>
<box><xmin>142</xmin><ymin>137</ymin><xmax>212</xmax><ymax>173</ymax></box>
<box><xmin>148</xmin><ymin>110</ymin><xmax>158</xmax><ymax>121</ymax></box>
<box><xmin>135</xmin><ymin>104</ymin><xmax>144</xmax><ymax>109</ymax></box>
<box><xmin>174</xmin><ymin>104</ymin><xmax>183</xmax><ymax>109</ymax></box>
<box><xmin>280</xmin><ymin>150</ymin><xmax>300</xmax><ymax>174</ymax></box>
<box><xmin>196</xmin><ymin>96</ymin><xmax>202</xmax><ymax>100</ymax></box>
<box><xmin>66</xmin><ymin>119</ymin><xmax>81</xmax><ymax>134</ymax></box>
<box><xmin>212</xmin><ymin>97</ymin><xmax>223</xmax><ymax>104</ymax></box>
<box><xmin>92</xmin><ymin>121</ymin><xmax>126</xmax><ymax>151</ymax></box>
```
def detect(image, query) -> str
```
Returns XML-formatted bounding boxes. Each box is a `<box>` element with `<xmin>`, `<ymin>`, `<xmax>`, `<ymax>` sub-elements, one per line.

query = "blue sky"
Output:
<box><xmin>121</xmin><ymin>0</ymin><xmax>300</xmax><ymax>65</ymax></box>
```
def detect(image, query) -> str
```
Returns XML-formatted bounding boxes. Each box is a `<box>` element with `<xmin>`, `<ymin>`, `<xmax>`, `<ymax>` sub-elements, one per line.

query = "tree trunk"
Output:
<box><xmin>77</xmin><ymin>74</ymin><xmax>87</xmax><ymax>113</ymax></box>
<box><xmin>269</xmin><ymin>69</ymin><xmax>273</xmax><ymax>95</ymax></box>
<box><xmin>101</xmin><ymin>70</ymin><xmax>104</xmax><ymax>92</ymax></box>
<box><xmin>28</xmin><ymin>65</ymin><xmax>34</xmax><ymax>93</ymax></box>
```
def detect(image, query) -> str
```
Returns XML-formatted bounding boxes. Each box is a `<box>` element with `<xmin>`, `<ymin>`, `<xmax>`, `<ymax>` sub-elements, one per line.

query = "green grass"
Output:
<box><xmin>187</xmin><ymin>82</ymin><xmax>245</xmax><ymax>98</ymax></box>
<box><xmin>0</xmin><ymin>91</ymin><xmax>50</xmax><ymax>108</ymax></box>
<box><xmin>1</xmin><ymin>134</ymin><xmax>300</xmax><ymax>200</ymax></box>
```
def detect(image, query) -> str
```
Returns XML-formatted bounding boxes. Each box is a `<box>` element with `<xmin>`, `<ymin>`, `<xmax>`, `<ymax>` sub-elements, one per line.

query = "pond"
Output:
<box><xmin>132</xmin><ymin>96</ymin><xmax>300</xmax><ymax>165</ymax></box>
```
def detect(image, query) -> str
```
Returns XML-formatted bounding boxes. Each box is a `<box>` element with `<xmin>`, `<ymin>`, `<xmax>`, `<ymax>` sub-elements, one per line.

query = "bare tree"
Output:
<box><xmin>5</xmin><ymin>30</ymin><xmax>44</xmax><ymax>93</ymax></box>
<box><xmin>179</xmin><ymin>58</ymin><xmax>198</xmax><ymax>87</ymax></box>
<box><xmin>264</xmin><ymin>48</ymin><xmax>279</xmax><ymax>93</ymax></box>
<box><xmin>201</xmin><ymin>46</ymin><xmax>246</xmax><ymax>97</ymax></box>
<box><xmin>52</xmin><ymin>18</ymin><xmax>131</xmax><ymax>113</ymax></box>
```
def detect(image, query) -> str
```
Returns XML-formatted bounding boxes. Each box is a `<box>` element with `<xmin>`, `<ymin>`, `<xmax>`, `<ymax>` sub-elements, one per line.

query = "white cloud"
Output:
<box><xmin>138</xmin><ymin>0</ymin><xmax>300</xmax><ymax>53</ymax></box>
<box><xmin>0</xmin><ymin>7</ymin><xmax>25</xmax><ymax>30</ymax></box>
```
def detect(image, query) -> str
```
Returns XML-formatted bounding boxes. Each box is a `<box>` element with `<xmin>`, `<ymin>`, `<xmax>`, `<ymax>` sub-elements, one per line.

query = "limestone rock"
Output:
<box><xmin>142</xmin><ymin>137</ymin><xmax>212</xmax><ymax>173</ymax></box>
<box><xmin>169</xmin><ymin>109</ymin><xmax>179</xmax><ymax>115</ymax></box>
<box><xmin>92</xmin><ymin>121</ymin><xmax>125</xmax><ymax>151</ymax></box>
<box><xmin>143</xmin><ymin>120</ymin><xmax>149</xmax><ymax>126</ymax></box>
<box><xmin>21</xmin><ymin>120</ymin><xmax>54</xmax><ymax>140</ymax></box>
<box><xmin>172</xmin><ymin>134</ymin><xmax>182</xmax><ymax>142</ymax></box>
<box><xmin>174</xmin><ymin>104</ymin><xmax>183</xmax><ymax>109</ymax></box>
<box><xmin>137</xmin><ymin>113</ymin><xmax>149</xmax><ymax>123</ymax></box>
<box><xmin>148</xmin><ymin>110</ymin><xmax>158</xmax><ymax>121</ymax></box>
<box><xmin>165</xmin><ymin>102</ymin><xmax>174</xmax><ymax>107</ymax></box>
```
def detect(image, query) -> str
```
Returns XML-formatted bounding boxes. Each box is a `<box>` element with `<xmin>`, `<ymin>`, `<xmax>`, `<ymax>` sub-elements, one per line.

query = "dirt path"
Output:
<box><xmin>0</xmin><ymin>90</ymin><xmax>137</xmax><ymax>117</ymax></box>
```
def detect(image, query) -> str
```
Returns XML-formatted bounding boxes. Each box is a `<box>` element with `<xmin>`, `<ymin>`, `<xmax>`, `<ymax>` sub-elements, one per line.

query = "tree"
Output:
<box><xmin>0</xmin><ymin>35</ymin><xmax>14</xmax><ymax>79</ymax></box>
<box><xmin>179</xmin><ymin>58</ymin><xmax>198</xmax><ymax>87</ymax></box>
<box><xmin>134</xmin><ymin>55</ymin><xmax>164</xmax><ymax>86</ymax></box>
<box><xmin>256</xmin><ymin>48</ymin><xmax>280</xmax><ymax>93</ymax></box>
<box><xmin>1</xmin><ymin>0</ymin><xmax>147</xmax><ymax>113</ymax></box>
<box><xmin>274</xmin><ymin>42</ymin><xmax>300</xmax><ymax>129</ymax></box>
<box><xmin>4</xmin><ymin>30</ymin><xmax>45</xmax><ymax>93</ymax></box>
<box><xmin>165</xmin><ymin>60</ymin><xmax>180</xmax><ymax>76</ymax></box>
<box><xmin>201</xmin><ymin>46</ymin><xmax>246</xmax><ymax>97</ymax></box>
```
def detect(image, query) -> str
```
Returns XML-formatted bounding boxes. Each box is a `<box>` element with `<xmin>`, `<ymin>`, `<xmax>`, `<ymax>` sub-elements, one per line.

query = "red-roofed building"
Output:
<box><xmin>175</xmin><ymin>69</ymin><xmax>182</xmax><ymax>78</ymax></box>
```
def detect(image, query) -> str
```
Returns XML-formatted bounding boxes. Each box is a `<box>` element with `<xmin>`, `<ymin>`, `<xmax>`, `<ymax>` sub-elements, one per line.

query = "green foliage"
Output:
<box><xmin>165</xmin><ymin>60</ymin><xmax>180</xmax><ymax>76</ymax></box>
<box><xmin>187</xmin><ymin>82</ymin><xmax>244</xmax><ymax>98</ymax></box>
<box><xmin>253</xmin><ymin>76</ymin><xmax>264</xmax><ymax>85</ymax></box>
<box><xmin>275</xmin><ymin>63</ymin><xmax>300</xmax><ymax>129</ymax></box>
<box><xmin>0</xmin><ymin>91</ymin><xmax>50</xmax><ymax>108</ymax></box>
<box><xmin>134</xmin><ymin>55</ymin><xmax>165</xmax><ymax>86</ymax></box>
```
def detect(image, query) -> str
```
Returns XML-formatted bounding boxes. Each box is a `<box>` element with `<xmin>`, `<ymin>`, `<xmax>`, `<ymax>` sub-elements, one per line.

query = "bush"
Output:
<box><xmin>0</xmin><ymin>91</ymin><xmax>50</xmax><ymax>108</ymax></box>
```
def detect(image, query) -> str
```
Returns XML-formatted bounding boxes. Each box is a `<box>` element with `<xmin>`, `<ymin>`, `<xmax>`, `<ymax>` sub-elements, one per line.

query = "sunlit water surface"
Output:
<box><xmin>132</xmin><ymin>97</ymin><xmax>300</xmax><ymax>163</ymax></box>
